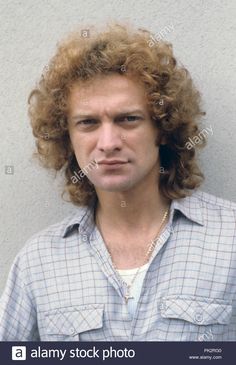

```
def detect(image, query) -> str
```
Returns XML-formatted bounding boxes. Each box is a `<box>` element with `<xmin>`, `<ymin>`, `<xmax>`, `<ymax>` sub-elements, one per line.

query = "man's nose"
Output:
<box><xmin>96</xmin><ymin>124</ymin><xmax>123</xmax><ymax>153</ymax></box>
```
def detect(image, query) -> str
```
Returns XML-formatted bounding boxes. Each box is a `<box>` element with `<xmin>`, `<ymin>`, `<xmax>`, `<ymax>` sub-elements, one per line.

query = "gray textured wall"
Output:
<box><xmin>1</xmin><ymin>0</ymin><xmax>236</xmax><ymax>294</ymax></box>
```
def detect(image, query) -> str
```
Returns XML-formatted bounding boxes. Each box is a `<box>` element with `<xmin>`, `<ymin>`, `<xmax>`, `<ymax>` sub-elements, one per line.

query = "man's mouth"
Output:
<box><xmin>97</xmin><ymin>159</ymin><xmax>129</xmax><ymax>169</ymax></box>
<box><xmin>98</xmin><ymin>159</ymin><xmax>129</xmax><ymax>165</ymax></box>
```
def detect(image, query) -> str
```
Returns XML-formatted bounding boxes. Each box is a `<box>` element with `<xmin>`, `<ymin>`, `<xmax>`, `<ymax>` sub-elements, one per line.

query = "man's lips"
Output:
<box><xmin>98</xmin><ymin>160</ymin><xmax>129</xmax><ymax>165</ymax></box>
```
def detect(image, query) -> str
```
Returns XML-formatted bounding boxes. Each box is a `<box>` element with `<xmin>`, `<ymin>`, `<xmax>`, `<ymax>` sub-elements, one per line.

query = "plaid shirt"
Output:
<box><xmin>0</xmin><ymin>190</ymin><xmax>236</xmax><ymax>341</ymax></box>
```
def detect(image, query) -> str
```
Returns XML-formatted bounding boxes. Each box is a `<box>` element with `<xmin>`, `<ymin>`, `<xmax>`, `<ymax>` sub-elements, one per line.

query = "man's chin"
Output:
<box><xmin>94</xmin><ymin>180</ymin><xmax>135</xmax><ymax>193</ymax></box>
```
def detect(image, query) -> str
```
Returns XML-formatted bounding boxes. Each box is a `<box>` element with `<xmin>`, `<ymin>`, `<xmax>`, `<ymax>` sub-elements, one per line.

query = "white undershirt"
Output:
<box><xmin>117</xmin><ymin>261</ymin><xmax>150</xmax><ymax>317</ymax></box>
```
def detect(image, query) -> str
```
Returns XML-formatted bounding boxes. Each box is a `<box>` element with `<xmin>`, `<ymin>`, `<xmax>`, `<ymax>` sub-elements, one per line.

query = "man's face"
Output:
<box><xmin>67</xmin><ymin>73</ymin><xmax>161</xmax><ymax>192</ymax></box>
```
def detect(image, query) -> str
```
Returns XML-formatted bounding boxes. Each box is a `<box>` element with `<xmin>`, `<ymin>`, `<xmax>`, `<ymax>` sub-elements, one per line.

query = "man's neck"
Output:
<box><xmin>94</xmin><ymin>172</ymin><xmax>171</xmax><ymax>269</ymax></box>
<box><xmin>94</xmin><ymin>179</ymin><xmax>171</xmax><ymax>234</ymax></box>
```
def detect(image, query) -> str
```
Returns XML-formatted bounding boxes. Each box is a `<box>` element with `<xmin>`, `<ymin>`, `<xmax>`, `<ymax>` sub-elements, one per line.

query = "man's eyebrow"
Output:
<box><xmin>70</xmin><ymin>109</ymin><xmax>146</xmax><ymax>120</ymax></box>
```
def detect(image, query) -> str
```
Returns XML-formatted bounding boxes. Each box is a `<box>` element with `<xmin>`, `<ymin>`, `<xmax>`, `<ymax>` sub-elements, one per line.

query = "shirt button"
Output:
<box><xmin>82</xmin><ymin>234</ymin><xmax>88</xmax><ymax>242</ymax></box>
<box><xmin>198</xmin><ymin>334</ymin><xmax>205</xmax><ymax>341</ymax></box>
<box><xmin>195</xmin><ymin>312</ymin><xmax>203</xmax><ymax>323</ymax></box>
<box><xmin>70</xmin><ymin>327</ymin><xmax>75</xmax><ymax>335</ymax></box>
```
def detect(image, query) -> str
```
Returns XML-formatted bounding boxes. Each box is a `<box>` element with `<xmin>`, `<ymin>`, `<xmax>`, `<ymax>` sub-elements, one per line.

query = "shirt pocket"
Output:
<box><xmin>43</xmin><ymin>303</ymin><xmax>104</xmax><ymax>341</ymax></box>
<box><xmin>159</xmin><ymin>295</ymin><xmax>232</xmax><ymax>341</ymax></box>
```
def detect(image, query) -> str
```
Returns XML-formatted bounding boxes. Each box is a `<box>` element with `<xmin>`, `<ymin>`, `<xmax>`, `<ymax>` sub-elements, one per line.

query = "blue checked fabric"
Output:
<box><xmin>0</xmin><ymin>190</ymin><xmax>236</xmax><ymax>341</ymax></box>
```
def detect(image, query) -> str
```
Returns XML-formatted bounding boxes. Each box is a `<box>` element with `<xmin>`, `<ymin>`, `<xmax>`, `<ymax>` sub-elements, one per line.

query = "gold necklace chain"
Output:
<box><xmin>95</xmin><ymin>208</ymin><xmax>169</xmax><ymax>304</ymax></box>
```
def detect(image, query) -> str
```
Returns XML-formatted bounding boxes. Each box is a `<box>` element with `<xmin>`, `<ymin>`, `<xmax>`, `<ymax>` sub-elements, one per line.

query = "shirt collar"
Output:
<box><xmin>170</xmin><ymin>191</ymin><xmax>204</xmax><ymax>226</ymax></box>
<box><xmin>62</xmin><ymin>190</ymin><xmax>204</xmax><ymax>238</ymax></box>
<box><xmin>62</xmin><ymin>196</ymin><xmax>97</xmax><ymax>238</ymax></box>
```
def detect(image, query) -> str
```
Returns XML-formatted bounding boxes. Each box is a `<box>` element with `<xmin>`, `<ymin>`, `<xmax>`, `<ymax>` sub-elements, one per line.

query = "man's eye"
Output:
<box><xmin>77</xmin><ymin>119</ymin><xmax>97</xmax><ymax>125</ymax></box>
<box><xmin>118</xmin><ymin>116</ymin><xmax>140</xmax><ymax>122</ymax></box>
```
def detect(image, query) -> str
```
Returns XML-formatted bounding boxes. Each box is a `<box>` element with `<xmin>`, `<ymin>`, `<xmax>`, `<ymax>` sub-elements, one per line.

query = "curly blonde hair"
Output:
<box><xmin>28</xmin><ymin>22</ymin><xmax>206</xmax><ymax>206</ymax></box>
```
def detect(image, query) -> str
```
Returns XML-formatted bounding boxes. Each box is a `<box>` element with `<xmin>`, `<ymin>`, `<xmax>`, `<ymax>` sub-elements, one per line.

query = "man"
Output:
<box><xmin>0</xmin><ymin>23</ymin><xmax>236</xmax><ymax>341</ymax></box>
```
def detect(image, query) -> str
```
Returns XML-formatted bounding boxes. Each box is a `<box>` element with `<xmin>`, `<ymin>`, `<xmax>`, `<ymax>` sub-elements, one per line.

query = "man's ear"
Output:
<box><xmin>68</xmin><ymin>138</ymin><xmax>74</xmax><ymax>153</ymax></box>
<box><xmin>155</xmin><ymin>134</ymin><xmax>167</xmax><ymax>146</ymax></box>
<box><xmin>160</xmin><ymin>136</ymin><xmax>167</xmax><ymax>145</ymax></box>
<box><xmin>159</xmin><ymin>131</ymin><xmax>167</xmax><ymax>145</ymax></box>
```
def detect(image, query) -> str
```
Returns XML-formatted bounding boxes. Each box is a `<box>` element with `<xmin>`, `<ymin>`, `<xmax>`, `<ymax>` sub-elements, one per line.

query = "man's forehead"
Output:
<box><xmin>69</xmin><ymin>73</ymin><xmax>146</xmax><ymax>97</ymax></box>
<box><xmin>68</xmin><ymin>74</ymin><xmax>149</xmax><ymax>114</ymax></box>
